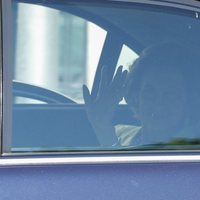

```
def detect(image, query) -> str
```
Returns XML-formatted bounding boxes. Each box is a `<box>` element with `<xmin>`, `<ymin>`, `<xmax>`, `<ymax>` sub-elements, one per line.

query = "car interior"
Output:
<box><xmin>11</xmin><ymin>0</ymin><xmax>200</xmax><ymax>152</ymax></box>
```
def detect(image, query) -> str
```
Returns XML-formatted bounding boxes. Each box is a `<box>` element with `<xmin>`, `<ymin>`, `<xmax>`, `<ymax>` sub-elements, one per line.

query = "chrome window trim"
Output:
<box><xmin>1</xmin><ymin>153</ymin><xmax>200</xmax><ymax>166</ymax></box>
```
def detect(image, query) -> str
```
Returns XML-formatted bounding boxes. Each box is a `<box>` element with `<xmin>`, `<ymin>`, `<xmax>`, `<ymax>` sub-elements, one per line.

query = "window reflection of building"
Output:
<box><xmin>14</xmin><ymin>3</ymin><xmax>87</xmax><ymax>102</ymax></box>
<box><xmin>58</xmin><ymin>12</ymin><xmax>87</xmax><ymax>101</ymax></box>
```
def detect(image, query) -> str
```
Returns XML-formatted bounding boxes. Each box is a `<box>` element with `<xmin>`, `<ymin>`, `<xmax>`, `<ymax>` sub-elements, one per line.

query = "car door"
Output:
<box><xmin>1</xmin><ymin>0</ymin><xmax>200</xmax><ymax>199</ymax></box>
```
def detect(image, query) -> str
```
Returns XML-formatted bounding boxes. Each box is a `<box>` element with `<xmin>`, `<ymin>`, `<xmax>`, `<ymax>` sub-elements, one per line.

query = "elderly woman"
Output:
<box><xmin>83</xmin><ymin>43</ymin><xmax>200</xmax><ymax>147</ymax></box>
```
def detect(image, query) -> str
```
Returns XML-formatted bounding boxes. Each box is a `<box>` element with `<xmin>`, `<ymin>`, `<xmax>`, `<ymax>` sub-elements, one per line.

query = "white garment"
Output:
<box><xmin>115</xmin><ymin>124</ymin><xmax>141</xmax><ymax>146</ymax></box>
<box><xmin>115</xmin><ymin>122</ymin><xmax>200</xmax><ymax>147</ymax></box>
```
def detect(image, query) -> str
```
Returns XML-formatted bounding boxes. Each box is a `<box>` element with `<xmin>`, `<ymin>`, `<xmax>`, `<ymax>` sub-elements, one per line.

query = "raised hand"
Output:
<box><xmin>83</xmin><ymin>65</ymin><xmax>128</xmax><ymax>146</ymax></box>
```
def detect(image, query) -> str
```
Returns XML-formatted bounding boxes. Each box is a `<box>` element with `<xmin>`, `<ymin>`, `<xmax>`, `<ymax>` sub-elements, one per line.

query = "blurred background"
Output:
<box><xmin>12</xmin><ymin>2</ymin><xmax>137</xmax><ymax>103</ymax></box>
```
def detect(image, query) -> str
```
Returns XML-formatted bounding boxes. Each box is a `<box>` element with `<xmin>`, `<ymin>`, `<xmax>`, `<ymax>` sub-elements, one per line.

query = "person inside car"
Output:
<box><xmin>83</xmin><ymin>42</ymin><xmax>200</xmax><ymax>147</ymax></box>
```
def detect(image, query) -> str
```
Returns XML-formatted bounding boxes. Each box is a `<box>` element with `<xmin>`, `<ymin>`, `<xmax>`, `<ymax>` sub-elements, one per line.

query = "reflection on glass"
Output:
<box><xmin>116</xmin><ymin>44</ymin><xmax>138</xmax><ymax>104</ymax></box>
<box><xmin>13</xmin><ymin>3</ymin><xmax>106</xmax><ymax>103</ymax></box>
<box><xmin>83</xmin><ymin>43</ymin><xmax>200</xmax><ymax>149</ymax></box>
<box><xmin>117</xmin><ymin>44</ymin><xmax>138</xmax><ymax>71</ymax></box>
<box><xmin>9</xmin><ymin>0</ymin><xmax>200</xmax><ymax>153</ymax></box>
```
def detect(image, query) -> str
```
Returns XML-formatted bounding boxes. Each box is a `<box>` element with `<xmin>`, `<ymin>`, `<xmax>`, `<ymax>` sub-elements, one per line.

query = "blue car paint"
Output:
<box><xmin>0</xmin><ymin>163</ymin><xmax>200</xmax><ymax>200</ymax></box>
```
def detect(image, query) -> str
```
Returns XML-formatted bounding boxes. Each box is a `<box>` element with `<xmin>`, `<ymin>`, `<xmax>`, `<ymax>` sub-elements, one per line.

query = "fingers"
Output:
<box><xmin>84</xmin><ymin>65</ymin><xmax>128</xmax><ymax>106</ymax></box>
<box><xmin>119</xmin><ymin>69</ymin><xmax>128</xmax><ymax>98</ymax></box>
<box><xmin>121</xmin><ymin>69</ymin><xmax>128</xmax><ymax>85</ymax></box>
<box><xmin>98</xmin><ymin>66</ymin><xmax>109</xmax><ymax>96</ymax></box>
<box><xmin>82</xmin><ymin>84</ymin><xmax>92</xmax><ymax>105</ymax></box>
<box><xmin>113</xmin><ymin>66</ymin><xmax>127</xmax><ymax>87</ymax></box>
<box><xmin>112</xmin><ymin>66</ymin><xmax>128</xmax><ymax>94</ymax></box>
<box><xmin>121</xmin><ymin>70</ymin><xmax>128</xmax><ymax>90</ymax></box>
<box><xmin>112</xmin><ymin>65</ymin><xmax>123</xmax><ymax>85</ymax></box>
<box><xmin>98</xmin><ymin>65</ymin><xmax>127</xmax><ymax>97</ymax></box>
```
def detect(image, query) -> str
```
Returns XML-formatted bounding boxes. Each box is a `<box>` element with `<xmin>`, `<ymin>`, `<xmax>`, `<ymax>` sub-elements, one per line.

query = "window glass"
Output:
<box><xmin>116</xmin><ymin>45</ymin><xmax>138</xmax><ymax>104</ymax></box>
<box><xmin>117</xmin><ymin>45</ymin><xmax>138</xmax><ymax>71</ymax></box>
<box><xmin>13</xmin><ymin>3</ymin><xmax>106</xmax><ymax>104</ymax></box>
<box><xmin>3</xmin><ymin>0</ymin><xmax>200</xmax><ymax>153</ymax></box>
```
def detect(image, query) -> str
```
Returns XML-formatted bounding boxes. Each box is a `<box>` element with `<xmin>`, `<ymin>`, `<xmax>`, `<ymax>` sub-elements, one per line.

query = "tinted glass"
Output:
<box><xmin>4</xmin><ymin>0</ymin><xmax>200</xmax><ymax>153</ymax></box>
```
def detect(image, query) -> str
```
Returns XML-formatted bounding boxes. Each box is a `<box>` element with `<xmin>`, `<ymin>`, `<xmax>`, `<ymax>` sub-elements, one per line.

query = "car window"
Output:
<box><xmin>13</xmin><ymin>2</ymin><xmax>107</xmax><ymax>104</ymax></box>
<box><xmin>2</xmin><ymin>0</ymin><xmax>200</xmax><ymax>153</ymax></box>
<box><xmin>116</xmin><ymin>45</ymin><xmax>138</xmax><ymax>104</ymax></box>
<box><xmin>117</xmin><ymin>45</ymin><xmax>138</xmax><ymax>71</ymax></box>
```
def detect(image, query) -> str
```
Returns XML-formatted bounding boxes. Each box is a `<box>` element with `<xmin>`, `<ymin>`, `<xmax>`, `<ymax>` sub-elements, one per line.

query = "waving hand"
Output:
<box><xmin>83</xmin><ymin>66</ymin><xmax>128</xmax><ymax>146</ymax></box>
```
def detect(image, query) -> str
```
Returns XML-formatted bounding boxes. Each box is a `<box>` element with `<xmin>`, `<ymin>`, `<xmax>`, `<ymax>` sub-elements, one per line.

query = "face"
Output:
<box><xmin>133</xmin><ymin>66</ymin><xmax>186</xmax><ymax>141</ymax></box>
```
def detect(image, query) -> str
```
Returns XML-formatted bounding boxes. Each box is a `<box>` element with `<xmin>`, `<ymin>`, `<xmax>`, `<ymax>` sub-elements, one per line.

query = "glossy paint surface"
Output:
<box><xmin>0</xmin><ymin>162</ymin><xmax>199</xmax><ymax>200</ymax></box>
